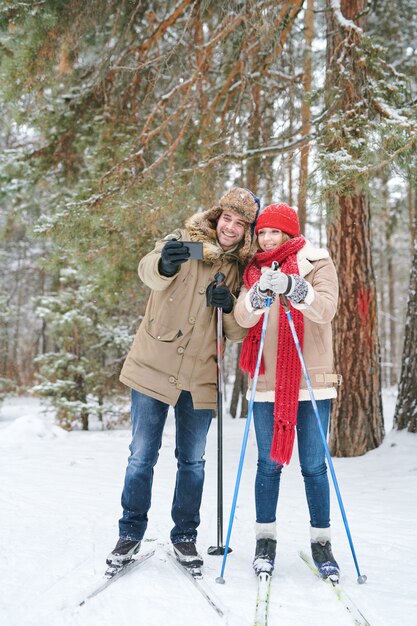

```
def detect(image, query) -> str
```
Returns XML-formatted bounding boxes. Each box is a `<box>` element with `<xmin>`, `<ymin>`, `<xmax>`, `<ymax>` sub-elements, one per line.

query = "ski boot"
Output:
<box><xmin>311</xmin><ymin>540</ymin><xmax>340</xmax><ymax>584</ymax></box>
<box><xmin>253</xmin><ymin>537</ymin><xmax>277</xmax><ymax>575</ymax></box>
<box><xmin>105</xmin><ymin>538</ymin><xmax>141</xmax><ymax>578</ymax></box>
<box><xmin>173</xmin><ymin>541</ymin><xmax>203</xmax><ymax>578</ymax></box>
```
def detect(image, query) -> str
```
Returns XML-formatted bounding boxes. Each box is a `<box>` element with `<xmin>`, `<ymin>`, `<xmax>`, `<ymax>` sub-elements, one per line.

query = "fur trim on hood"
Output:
<box><xmin>184</xmin><ymin>187</ymin><xmax>259</xmax><ymax>265</ymax></box>
<box><xmin>184</xmin><ymin>211</ymin><xmax>253</xmax><ymax>264</ymax></box>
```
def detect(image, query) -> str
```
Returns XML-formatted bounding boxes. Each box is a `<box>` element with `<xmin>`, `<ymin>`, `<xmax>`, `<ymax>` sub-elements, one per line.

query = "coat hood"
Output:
<box><xmin>185</xmin><ymin>187</ymin><xmax>260</xmax><ymax>265</ymax></box>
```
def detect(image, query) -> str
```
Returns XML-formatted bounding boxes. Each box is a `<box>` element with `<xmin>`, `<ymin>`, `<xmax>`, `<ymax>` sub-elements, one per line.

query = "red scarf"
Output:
<box><xmin>240</xmin><ymin>236</ymin><xmax>306</xmax><ymax>465</ymax></box>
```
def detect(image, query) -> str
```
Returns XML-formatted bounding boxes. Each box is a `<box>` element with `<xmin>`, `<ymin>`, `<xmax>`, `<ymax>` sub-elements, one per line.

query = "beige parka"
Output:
<box><xmin>119</xmin><ymin>189</ymin><xmax>260</xmax><ymax>409</ymax></box>
<box><xmin>234</xmin><ymin>240</ymin><xmax>341</xmax><ymax>401</ymax></box>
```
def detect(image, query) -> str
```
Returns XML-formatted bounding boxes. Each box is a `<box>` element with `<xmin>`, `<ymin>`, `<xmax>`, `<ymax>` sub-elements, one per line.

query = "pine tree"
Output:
<box><xmin>32</xmin><ymin>268</ymin><xmax>132</xmax><ymax>429</ymax></box>
<box><xmin>324</xmin><ymin>0</ymin><xmax>384</xmax><ymax>456</ymax></box>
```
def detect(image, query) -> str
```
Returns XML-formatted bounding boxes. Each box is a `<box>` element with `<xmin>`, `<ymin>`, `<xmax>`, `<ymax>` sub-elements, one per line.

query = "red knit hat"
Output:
<box><xmin>255</xmin><ymin>203</ymin><xmax>300</xmax><ymax>237</ymax></box>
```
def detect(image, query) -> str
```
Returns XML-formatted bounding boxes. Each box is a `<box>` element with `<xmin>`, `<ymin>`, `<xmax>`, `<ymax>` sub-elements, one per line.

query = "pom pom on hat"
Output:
<box><xmin>255</xmin><ymin>203</ymin><xmax>300</xmax><ymax>237</ymax></box>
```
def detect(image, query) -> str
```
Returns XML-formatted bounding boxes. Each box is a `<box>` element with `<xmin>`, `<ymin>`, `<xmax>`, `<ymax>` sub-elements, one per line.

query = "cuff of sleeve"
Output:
<box><xmin>290</xmin><ymin>281</ymin><xmax>315</xmax><ymax>309</ymax></box>
<box><xmin>158</xmin><ymin>259</ymin><xmax>178</xmax><ymax>277</ymax></box>
<box><xmin>246</xmin><ymin>286</ymin><xmax>271</xmax><ymax>314</ymax></box>
<box><xmin>245</xmin><ymin>285</ymin><xmax>266</xmax><ymax>315</ymax></box>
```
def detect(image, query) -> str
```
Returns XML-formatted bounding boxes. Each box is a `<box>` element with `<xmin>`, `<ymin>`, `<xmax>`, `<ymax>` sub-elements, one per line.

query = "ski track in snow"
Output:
<box><xmin>1</xmin><ymin>392</ymin><xmax>416</xmax><ymax>626</ymax></box>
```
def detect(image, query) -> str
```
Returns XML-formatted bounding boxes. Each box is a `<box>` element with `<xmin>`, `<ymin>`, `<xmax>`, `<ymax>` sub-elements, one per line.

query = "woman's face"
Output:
<box><xmin>257</xmin><ymin>227</ymin><xmax>286</xmax><ymax>251</ymax></box>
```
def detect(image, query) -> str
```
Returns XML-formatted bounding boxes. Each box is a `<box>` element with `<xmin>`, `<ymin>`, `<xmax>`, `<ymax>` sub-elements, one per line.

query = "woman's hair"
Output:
<box><xmin>256</xmin><ymin>230</ymin><xmax>293</xmax><ymax>248</ymax></box>
<box><xmin>281</xmin><ymin>232</ymin><xmax>293</xmax><ymax>244</ymax></box>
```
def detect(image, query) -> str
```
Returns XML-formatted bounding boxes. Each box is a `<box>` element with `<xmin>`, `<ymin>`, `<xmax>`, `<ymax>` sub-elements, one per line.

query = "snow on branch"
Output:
<box><xmin>330</xmin><ymin>0</ymin><xmax>363</xmax><ymax>36</ymax></box>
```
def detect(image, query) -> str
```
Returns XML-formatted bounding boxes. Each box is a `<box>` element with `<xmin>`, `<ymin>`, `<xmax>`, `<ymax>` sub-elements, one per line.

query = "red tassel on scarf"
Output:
<box><xmin>239</xmin><ymin>318</ymin><xmax>266</xmax><ymax>377</ymax></box>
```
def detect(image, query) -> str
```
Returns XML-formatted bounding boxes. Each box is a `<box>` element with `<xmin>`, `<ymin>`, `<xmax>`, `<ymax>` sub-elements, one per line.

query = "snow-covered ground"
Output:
<box><xmin>1</xmin><ymin>389</ymin><xmax>416</xmax><ymax>626</ymax></box>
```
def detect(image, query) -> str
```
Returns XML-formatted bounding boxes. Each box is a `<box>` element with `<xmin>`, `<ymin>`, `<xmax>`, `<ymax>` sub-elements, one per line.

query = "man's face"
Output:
<box><xmin>216</xmin><ymin>210</ymin><xmax>247</xmax><ymax>251</ymax></box>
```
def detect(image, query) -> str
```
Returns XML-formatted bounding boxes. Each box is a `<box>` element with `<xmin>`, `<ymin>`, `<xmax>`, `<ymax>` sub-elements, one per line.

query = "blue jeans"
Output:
<box><xmin>119</xmin><ymin>389</ymin><xmax>213</xmax><ymax>543</ymax></box>
<box><xmin>253</xmin><ymin>399</ymin><xmax>331</xmax><ymax>528</ymax></box>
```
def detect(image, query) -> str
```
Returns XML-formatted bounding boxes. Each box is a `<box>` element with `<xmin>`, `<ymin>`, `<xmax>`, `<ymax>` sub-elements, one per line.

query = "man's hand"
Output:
<box><xmin>159</xmin><ymin>241</ymin><xmax>190</xmax><ymax>276</ymax></box>
<box><xmin>206</xmin><ymin>282</ymin><xmax>234</xmax><ymax>313</ymax></box>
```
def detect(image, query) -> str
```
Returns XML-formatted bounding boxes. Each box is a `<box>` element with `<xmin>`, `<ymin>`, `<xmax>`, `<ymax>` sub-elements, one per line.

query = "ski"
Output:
<box><xmin>254</xmin><ymin>571</ymin><xmax>271</xmax><ymax>626</ymax></box>
<box><xmin>167</xmin><ymin>550</ymin><xmax>225</xmax><ymax>619</ymax></box>
<box><xmin>79</xmin><ymin>548</ymin><xmax>155</xmax><ymax>606</ymax></box>
<box><xmin>299</xmin><ymin>551</ymin><xmax>371</xmax><ymax>626</ymax></box>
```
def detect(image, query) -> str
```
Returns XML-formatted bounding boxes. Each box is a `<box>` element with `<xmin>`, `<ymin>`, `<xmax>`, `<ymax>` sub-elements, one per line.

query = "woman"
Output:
<box><xmin>234</xmin><ymin>202</ymin><xmax>341</xmax><ymax>581</ymax></box>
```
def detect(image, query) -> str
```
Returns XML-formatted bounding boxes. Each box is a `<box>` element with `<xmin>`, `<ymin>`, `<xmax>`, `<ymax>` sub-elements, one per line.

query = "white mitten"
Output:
<box><xmin>269</xmin><ymin>270</ymin><xmax>292</xmax><ymax>295</ymax></box>
<box><xmin>258</xmin><ymin>268</ymin><xmax>274</xmax><ymax>294</ymax></box>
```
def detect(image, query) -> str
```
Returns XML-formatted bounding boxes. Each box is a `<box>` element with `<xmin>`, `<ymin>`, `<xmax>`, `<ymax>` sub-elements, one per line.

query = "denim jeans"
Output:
<box><xmin>253</xmin><ymin>399</ymin><xmax>331</xmax><ymax>528</ymax></box>
<box><xmin>119</xmin><ymin>389</ymin><xmax>213</xmax><ymax>543</ymax></box>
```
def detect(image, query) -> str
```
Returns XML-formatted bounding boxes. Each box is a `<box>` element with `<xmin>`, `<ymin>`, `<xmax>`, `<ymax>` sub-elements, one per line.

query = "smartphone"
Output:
<box><xmin>182</xmin><ymin>241</ymin><xmax>204</xmax><ymax>260</ymax></box>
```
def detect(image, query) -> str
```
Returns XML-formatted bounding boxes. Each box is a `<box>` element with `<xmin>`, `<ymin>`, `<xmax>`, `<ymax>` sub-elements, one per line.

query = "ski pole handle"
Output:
<box><xmin>269</xmin><ymin>261</ymin><xmax>290</xmax><ymax>310</ymax></box>
<box><xmin>214</xmin><ymin>271</ymin><xmax>226</xmax><ymax>286</ymax></box>
<box><xmin>265</xmin><ymin>261</ymin><xmax>278</xmax><ymax>298</ymax></box>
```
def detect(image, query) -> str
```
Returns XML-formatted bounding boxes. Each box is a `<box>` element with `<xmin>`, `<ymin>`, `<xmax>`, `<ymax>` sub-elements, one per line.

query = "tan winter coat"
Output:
<box><xmin>234</xmin><ymin>241</ymin><xmax>341</xmax><ymax>400</ymax></box>
<box><xmin>119</xmin><ymin>228</ymin><xmax>248</xmax><ymax>410</ymax></box>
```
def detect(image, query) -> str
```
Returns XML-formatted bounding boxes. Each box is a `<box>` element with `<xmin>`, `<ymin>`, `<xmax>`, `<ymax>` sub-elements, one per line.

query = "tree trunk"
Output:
<box><xmin>229</xmin><ymin>53</ymin><xmax>262</xmax><ymax>420</ymax></box>
<box><xmin>394</xmin><ymin>189</ymin><xmax>417</xmax><ymax>432</ymax></box>
<box><xmin>230</xmin><ymin>344</ymin><xmax>248</xmax><ymax>419</ymax></box>
<box><xmin>287</xmin><ymin>36</ymin><xmax>294</xmax><ymax>206</ymax></box>
<box><xmin>382</xmin><ymin>175</ymin><xmax>397</xmax><ymax>387</ymax></box>
<box><xmin>326</xmin><ymin>0</ymin><xmax>384</xmax><ymax>456</ymax></box>
<box><xmin>378</xmin><ymin>234</ymin><xmax>387</xmax><ymax>389</ymax></box>
<box><xmin>386</xmin><ymin>238</ymin><xmax>397</xmax><ymax>387</ymax></box>
<box><xmin>408</xmin><ymin>179</ymin><xmax>416</xmax><ymax>259</ymax></box>
<box><xmin>298</xmin><ymin>0</ymin><xmax>314</xmax><ymax>233</ymax></box>
<box><xmin>328</xmin><ymin>194</ymin><xmax>384</xmax><ymax>454</ymax></box>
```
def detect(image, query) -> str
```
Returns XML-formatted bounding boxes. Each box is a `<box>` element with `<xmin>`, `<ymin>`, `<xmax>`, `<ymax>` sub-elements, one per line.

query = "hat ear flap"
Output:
<box><xmin>245</xmin><ymin>189</ymin><xmax>261</xmax><ymax>242</ymax></box>
<box><xmin>245</xmin><ymin>189</ymin><xmax>260</xmax><ymax>210</ymax></box>
<box><xmin>250</xmin><ymin>205</ymin><xmax>261</xmax><ymax>241</ymax></box>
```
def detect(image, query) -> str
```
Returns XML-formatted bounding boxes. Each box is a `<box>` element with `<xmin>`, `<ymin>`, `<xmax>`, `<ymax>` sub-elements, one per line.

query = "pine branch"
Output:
<box><xmin>368</xmin><ymin>132</ymin><xmax>417</xmax><ymax>173</ymax></box>
<box><xmin>131</xmin><ymin>0</ymin><xmax>196</xmax><ymax>59</ymax></box>
<box><xmin>182</xmin><ymin>133</ymin><xmax>315</xmax><ymax>172</ymax></box>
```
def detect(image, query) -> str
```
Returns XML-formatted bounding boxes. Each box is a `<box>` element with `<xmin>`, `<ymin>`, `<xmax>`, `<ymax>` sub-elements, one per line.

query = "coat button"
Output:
<box><xmin>177</xmin><ymin>347</ymin><xmax>184</xmax><ymax>354</ymax></box>
<box><xmin>168</xmin><ymin>376</ymin><xmax>176</xmax><ymax>383</ymax></box>
<box><xmin>199</xmin><ymin>287</ymin><xmax>205</xmax><ymax>294</ymax></box>
<box><xmin>177</xmin><ymin>382</ymin><xmax>183</xmax><ymax>389</ymax></box>
<box><xmin>188</xmin><ymin>316</ymin><xmax>195</xmax><ymax>324</ymax></box>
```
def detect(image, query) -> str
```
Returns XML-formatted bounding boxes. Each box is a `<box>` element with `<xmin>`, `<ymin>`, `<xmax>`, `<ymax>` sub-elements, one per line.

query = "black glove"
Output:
<box><xmin>159</xmin><ymin>240</ymin><xmax>190</xmax><ymax>276</ymax></box>
<box><xmin>206</xmin><ymin>282</ymin><xmax>234</xmax><ymax>313</ymax></box>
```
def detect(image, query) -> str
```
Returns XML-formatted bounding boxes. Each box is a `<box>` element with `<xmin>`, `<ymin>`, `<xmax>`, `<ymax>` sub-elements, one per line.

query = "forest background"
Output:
<box><xmin>0</xmin><ymin>0</ymin><xmax>416</xmax><ymax>457</ymax></box>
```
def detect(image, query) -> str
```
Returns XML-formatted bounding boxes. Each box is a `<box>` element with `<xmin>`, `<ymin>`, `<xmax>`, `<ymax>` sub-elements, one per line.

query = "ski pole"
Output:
<box><xmin>280</xmin><ymin>295</ymin><xmax>367</xmax><ymax>584</ymax></box>
<box><xmin>208</xmin><ymin>272</ymin><xmax>231</xmax><ymax>556</ymax></box>
<box><xmin>216</xmin><ymin>291</ymin><xmax>273</xmax><ymax>584</ymax></box>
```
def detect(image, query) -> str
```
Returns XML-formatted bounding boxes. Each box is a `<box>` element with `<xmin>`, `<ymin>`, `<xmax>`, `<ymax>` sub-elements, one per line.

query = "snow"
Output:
<box><xmin>329</xmin><ymin>0</ymin><xmax>363</xmax><ymax>35</ymax></box>
<box><xmin>1</xmin><ymin>391</ymin><xmax>416</xmax><ymax>626</ymax></box>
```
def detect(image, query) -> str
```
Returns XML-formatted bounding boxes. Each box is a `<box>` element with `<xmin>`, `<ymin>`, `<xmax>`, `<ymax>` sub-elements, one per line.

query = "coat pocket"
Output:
<box><xmin>145</xmin><ymin>319</ymin><xmax>182</xmax><ymax>342</ymax></box>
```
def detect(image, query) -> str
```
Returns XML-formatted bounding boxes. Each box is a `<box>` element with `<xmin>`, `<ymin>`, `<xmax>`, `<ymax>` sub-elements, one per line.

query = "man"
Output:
<box><xmin>107</xmin><ymin>187</ymin><xmax>260</xmax><ymax>573</ymax></box>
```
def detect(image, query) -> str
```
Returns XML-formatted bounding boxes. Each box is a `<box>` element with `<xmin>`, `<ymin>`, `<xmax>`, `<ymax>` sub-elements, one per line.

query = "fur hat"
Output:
<box><xmin>185</xmin><ymin>187</ymin><xmax>260</xmax><ymax>264</ymax></box>
<box><xmin>255</xmin><ymin>203</ymin><xmax>300</xmax><ymax>237</ymax></box>
<box><xmin>218</xmin><ymin>187</ymin><xmax>260</xmax><ymax>223</ymax></box>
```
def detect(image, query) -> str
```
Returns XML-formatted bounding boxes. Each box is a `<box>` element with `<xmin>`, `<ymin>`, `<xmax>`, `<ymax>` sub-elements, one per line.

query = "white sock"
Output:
<box><xmin>310</xmin><ymin>526</ymin><xmax>331</xmax><ymax>544</ymax></box>
<box><xmin>255</xmin><ymin>521</ymin><xmax>277</xmax><ymax>540</ymax></box>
